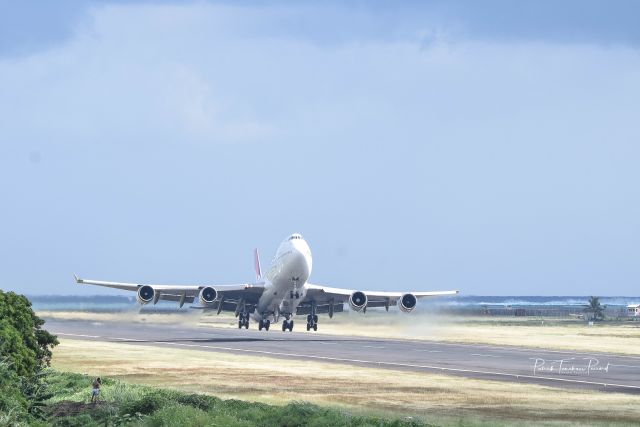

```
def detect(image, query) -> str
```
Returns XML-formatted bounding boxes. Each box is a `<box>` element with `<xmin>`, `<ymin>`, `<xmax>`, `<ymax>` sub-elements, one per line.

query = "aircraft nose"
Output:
<box><xmin>291</xmin><ymin>246</ymin><xmax>307</xmax><ymax>266</ymax></box>
<box><xmin>290</xmin><ymin>246</ymin><xmax>312</xmax><ymax>280</ymax></box>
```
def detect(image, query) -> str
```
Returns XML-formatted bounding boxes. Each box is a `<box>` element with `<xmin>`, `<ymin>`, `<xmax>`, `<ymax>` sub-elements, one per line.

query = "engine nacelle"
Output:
<box><xmin>399</xmin><ymin>293</ymin><xmax>417</xmax><ymax>313</ymax></box>
<box><xmin>198</xmin><ymin>286</ymin><xmax>218</xmax><ymax>305</ymax></box>
<box><xmin>137</xmin><ymin>285</ymin><xmax>155</xmax><ymax>305</ymax></box>
<box><xmin>349</xmin><ymin>291</ymin><xmax>367</xmax><ymax>312</ymax></box>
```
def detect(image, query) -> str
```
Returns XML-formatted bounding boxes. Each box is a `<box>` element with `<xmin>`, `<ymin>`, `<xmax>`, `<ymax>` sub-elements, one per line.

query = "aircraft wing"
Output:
<box><xmin>299</xmin><ymin>283</ymin><xmax>458</xmax><ymax>314</ymax></box>
<box><xmin>74</xmin><ymin>275</ymin><xmax>265</xmax><ymax>309</ymax></box>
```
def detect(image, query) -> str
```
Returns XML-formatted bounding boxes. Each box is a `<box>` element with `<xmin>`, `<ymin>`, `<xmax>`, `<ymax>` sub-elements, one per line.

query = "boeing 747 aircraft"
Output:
<box><xmin>75</xmin><ymin>233</ymin><xmax>459</xmax><ymax>332</ymax></box>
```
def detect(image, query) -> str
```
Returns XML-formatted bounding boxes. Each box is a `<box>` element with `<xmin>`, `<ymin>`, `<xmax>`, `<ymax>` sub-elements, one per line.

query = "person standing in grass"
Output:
<box><xmin>91</xmin><ymin>377</ymin><xmax>101</xmax><ymax>404</ymax></box>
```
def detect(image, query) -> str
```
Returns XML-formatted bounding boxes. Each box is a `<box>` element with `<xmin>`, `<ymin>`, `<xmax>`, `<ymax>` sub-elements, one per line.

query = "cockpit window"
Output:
<box><xmin>288</xmin><ymin>234</ymin><xmax>303</xmax><ymax>240</ymax></box>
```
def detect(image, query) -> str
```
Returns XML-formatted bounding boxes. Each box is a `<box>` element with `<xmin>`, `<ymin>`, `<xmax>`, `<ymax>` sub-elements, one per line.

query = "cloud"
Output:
<box><xmin>0</xmin><ymin>2</ymin><xmax>639</xmax><ymax>295</ymax></box>
<box><xmin>2</xmin><ymin>1</ymin><xmax>640</xmax><ymax>61</ymax></box>
<box><xmin>0</xmin><ymin>1</ymin><xmax>88</xmax><ymax>58</ymax></box>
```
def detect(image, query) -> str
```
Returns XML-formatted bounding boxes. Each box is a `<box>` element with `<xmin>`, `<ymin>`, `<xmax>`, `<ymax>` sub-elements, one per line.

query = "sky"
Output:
<box><xmin>1</xmin><ymin>1</ymin><xmax>639</xmax><ymax>296</ymax></box>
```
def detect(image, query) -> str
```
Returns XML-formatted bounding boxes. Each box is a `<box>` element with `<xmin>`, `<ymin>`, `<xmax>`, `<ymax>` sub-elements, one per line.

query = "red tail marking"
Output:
<box><xmin>254</xmin><ymin>248</ymin><xmax>262</xmax><ymax>281</ymax></box>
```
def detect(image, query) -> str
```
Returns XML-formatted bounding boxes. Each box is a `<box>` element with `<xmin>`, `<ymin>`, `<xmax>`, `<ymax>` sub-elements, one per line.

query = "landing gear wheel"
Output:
<box><xmin>288</xmin><ymin>320</ymin><xmax>294</xmax><ymax>331</ymax></box>
<box><xmin>306</xmin><ymin>314</ymin><xmax>319</xmax><ymax>332</ymax></box>
<box><xmin>258</xmin><ymin>320</ymin><xmax>264</xmax><ymax>331</ymax></box>
<box><xmin>239</xmin><ymin>312</ymin><xmax>250</xmax><ymax>330</ymax></box>
<box><xmin>282</xmin><ymin>321</ymin><xmax>287</xmax><ymax>332</ymax></box>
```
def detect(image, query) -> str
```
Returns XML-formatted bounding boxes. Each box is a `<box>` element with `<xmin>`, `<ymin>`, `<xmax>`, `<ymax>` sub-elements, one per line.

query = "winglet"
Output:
<box><xmin>74</xmin><ymin>274</ymin><xmax>83</xmax><ymax>284</ymax></box>
<box><xmin>254</xmin><ymin>248</ymin><xmax>262</xmax><ymax>281</ymax></box>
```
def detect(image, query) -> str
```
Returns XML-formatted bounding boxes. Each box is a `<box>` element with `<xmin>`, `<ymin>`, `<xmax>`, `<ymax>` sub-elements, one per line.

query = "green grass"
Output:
<box><xmin>42</xmin><ymin>370</ymin><xmax>433</xmax><ymax>427</ymax></box>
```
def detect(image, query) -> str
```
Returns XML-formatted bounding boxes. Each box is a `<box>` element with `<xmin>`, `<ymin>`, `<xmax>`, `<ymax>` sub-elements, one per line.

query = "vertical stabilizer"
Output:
<box><xmin>254</xmin><ymin>248</ymin><xmax>262</xmax><ymax>281</ymax></box>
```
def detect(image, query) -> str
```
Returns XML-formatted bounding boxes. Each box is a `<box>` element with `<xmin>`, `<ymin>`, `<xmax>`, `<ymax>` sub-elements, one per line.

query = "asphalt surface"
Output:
<box><xmin>45</xmin><ymin>318</ymin><xmax>640</xmax><ymax>394</ymax></box>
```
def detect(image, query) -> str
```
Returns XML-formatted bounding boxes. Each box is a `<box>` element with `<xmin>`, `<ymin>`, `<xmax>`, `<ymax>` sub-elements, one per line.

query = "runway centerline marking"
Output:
<box><xmin>609</xmin><ymin>364</ymin><xmax>640</xmax><ymax>369</ymax></box>
<box><xmin>414</xmin><ymin>350</ymin><xmax>442</xmax><ymax>353</ymax></box>
<box><xmin>471</xmin><ymin>353</ymin><xmax>502</xmax><ymax>358</ymax></box>
<box><xmin>363</xmin><ymin>345</ymin><xmax>385</xmax><ymax>349</ymax></box>
<box><xmin>56</xmin><ymin>333</ymin><xmax>101</xmax><ymax>339</ymax></box>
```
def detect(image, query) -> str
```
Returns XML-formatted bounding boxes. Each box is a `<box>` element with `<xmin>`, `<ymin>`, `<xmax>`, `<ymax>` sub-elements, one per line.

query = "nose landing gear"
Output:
<box><xmin>290</xmin><ymin>277</ymin><xmax>301</xmax><ymax>300</ymax></box>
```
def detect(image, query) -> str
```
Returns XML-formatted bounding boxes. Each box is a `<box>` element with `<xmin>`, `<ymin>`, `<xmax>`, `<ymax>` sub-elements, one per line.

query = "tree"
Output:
<box><xmin>0</xmin><ymin>290</ymin><xmax>58</xmax><ymax>377</ymax></box>
<box><xmin>0</xmin><ymin>291</ymin><xmax>58</xmax><ymax>422</ymax></box>
<box><xmin>584</xmin><ymin>296</ymin><xmax>605</xmax><ymax>321</ymax></box>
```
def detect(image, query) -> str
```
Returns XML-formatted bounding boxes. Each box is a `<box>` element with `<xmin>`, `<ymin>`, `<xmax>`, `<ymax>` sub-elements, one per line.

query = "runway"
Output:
<box><xmin>45</xmin><ymin>318</ymin><xmax>640</xmax><ymax>394</ymax></box>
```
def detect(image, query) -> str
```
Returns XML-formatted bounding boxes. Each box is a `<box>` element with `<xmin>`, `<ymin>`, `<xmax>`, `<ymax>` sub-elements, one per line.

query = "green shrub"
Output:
<box><xmin>0</xmin><ymin>361</ymin><xmax>28</xmax><ymax>422</ymax></box>
<box><xmin>174</xmin><ymin>393</ymin><xmax>221</xmax><ymax>411</ymax></box>
<box><xmin>143</xmin><ymin>404</ymin><xmax>212</xmax><ymax>427</ymax></box>
<box><xmin>119</xmin><ymin>391</ymin><xmax>170</xmax><ymax>416</ymax></box>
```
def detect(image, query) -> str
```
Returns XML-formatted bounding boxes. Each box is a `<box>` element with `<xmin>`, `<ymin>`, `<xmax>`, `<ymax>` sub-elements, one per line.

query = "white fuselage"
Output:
<box><xmin>251</xmin><ymin>234</ymin><xmax>313</xmax><ymax>321</ymax></box>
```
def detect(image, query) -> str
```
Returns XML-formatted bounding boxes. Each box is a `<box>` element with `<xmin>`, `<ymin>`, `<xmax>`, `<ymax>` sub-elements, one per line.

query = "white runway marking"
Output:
<box><xmin>414</xmin><ymin>349</ymin><xmax>442</xmax><ymax>353</ymax></box>
<box><xmin>471</xmin><ymin>353</ymin><xmax>502</xmax><ymax>358</ymax></box>
<box><xmin>385</xmin><ymin>340</ymin><xmax>640</xmax><ymax>360</ymax></box>
<box><xmin>363</xmin><ymin>345</ymin><xmax>385</xmax><ymax>349</ymax></box>
<box><xmin>56</xmin><ymin>333</ymin><xmax>101</xmax><ymax>339</ymax></box>
<box><xmin>609</xmin><ymin>364</ymin><xmax>640</xmax><ymax>369</ymax></box>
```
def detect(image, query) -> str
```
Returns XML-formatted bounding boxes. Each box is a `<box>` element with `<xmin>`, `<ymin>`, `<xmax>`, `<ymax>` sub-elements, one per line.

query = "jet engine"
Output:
<box><xmin>137</xmin><ymin>285</ymin><xmax>155</xmax><ymax>305</ymax></box>
<box><xmin>349</xmin><ymin>291</ymin><xmax>367</xmax><ymax>312</ymax></box>
<box><xmin>198</xmin><ymin>286</ymin><xmax>218</xmax><ymax>305</ymax></box>
<box><xmin>399</xmin><ymin>293</ymin><xmax>417</xmax><ymax>313</ymax></box>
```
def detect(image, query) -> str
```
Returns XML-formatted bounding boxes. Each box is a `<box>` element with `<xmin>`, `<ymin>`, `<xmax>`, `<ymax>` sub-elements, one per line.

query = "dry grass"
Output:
<box><xmin>52</xmin><ymin>338</ymin><xmax>640</xmax><ymax>426</ymax></box>
<box><xmin>41</xmin><ymin>309</ymin><xmax>640</xmax><ymax>356</ymax></box>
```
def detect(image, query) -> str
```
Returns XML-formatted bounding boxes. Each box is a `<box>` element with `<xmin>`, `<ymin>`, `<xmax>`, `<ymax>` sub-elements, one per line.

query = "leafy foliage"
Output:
<box><xmin>0</xmin><ymin>290</ymin><xmax>58</xmax><ymax>377</ymax></box>
<box><xmin>584</xmin><ymin>296</ymin><xmax>605</xmax><ymax>321</ymax></box>
<box><xmin>0</xmin><ymin>360</ymin><xmax>28</xmax><ymax>420</ymax></box>
<box><xmin>0</xmin><ymin>290</ymin><xmax>59</xmax><ymax>425</ymax></box>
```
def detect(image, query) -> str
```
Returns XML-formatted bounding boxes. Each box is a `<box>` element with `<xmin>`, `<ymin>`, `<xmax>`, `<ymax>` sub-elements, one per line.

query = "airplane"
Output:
<box><xmin>74</xmin><ymin>233</ymin><xmax>459</xmax><ymax>332</ymax></box>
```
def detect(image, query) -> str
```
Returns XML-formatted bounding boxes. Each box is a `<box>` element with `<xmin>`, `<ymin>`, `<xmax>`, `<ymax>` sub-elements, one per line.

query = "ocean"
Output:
<box><xmin>27</xmin><ymin>294</ymin><xmax>640</xmax><ymax>317</ymax></box>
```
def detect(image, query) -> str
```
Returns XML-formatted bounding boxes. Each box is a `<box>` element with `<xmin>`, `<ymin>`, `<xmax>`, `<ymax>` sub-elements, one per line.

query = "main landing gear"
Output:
<box><xmin>306</xmin><ymin>314</ymin><xmax>318</xmax><ymax>331</ymax></box>
<box><xmin>282</xmin><ymin>318</ymin><xmax>294</xmax><ymax>332</ymax></box>
<box><xmin>258</xmin><ymin>319</ymin><xmax>271</xmax><ymax>331</ymax></box>
<box><xmin>306</xmin><ymin>302</ymin><xmax>319</xmax><ymax>331</ymax></box>
<box><xmin>238</xmin><ymin>312</ymin><xmax>249</xmax><ymax>329</ymax></box>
